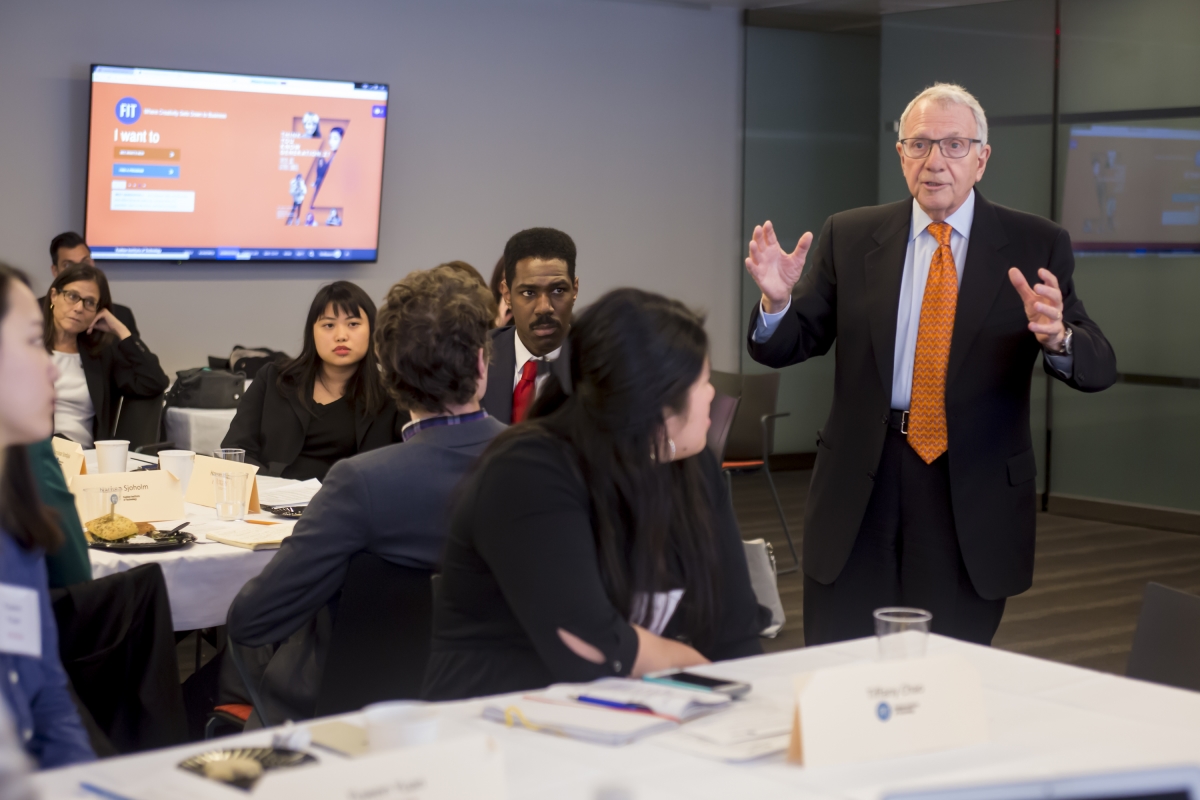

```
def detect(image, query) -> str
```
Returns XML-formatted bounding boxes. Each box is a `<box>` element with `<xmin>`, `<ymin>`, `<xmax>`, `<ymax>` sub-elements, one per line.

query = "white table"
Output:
<box><xmin>88</xmin><ymin>501</ymin><xmax>282</xmax><ymax>631</ymax></box>
<box><xmin>34</xmin><ymin>636</ymin><xmax>1200</xmax><ymax>799</ymax></box>
<box><xmin>164</xmin><ymin>407</ymin><xmax>239</xmax><ymax>456</ymax></box>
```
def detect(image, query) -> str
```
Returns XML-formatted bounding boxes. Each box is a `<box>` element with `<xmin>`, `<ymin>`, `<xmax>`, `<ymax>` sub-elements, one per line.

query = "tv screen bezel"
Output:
<box><xmin>84</xmin><ymin>63</ymin><xmax>389</xmax><ymax>265</ymax></box>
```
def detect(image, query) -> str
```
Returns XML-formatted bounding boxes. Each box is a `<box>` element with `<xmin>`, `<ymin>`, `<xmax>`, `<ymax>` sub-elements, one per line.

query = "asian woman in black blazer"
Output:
<box><xmin>222</xmin><ymin>281</ymin><xmax>408</xmax><ymax>480</ymax></box>
<box><xmin>44</xmin><ymin>264</ymin><xmax>168</xmax><ymax>447</ymax></box>
<box><xmin>424</xmin><ymin>289</ymin><xmax>767</xmax><ymax>701</ymax></box>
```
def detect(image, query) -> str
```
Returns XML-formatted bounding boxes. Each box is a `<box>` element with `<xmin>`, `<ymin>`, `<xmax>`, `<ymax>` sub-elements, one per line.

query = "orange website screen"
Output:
<box><xmin>85</xmin><ymin>66</ymin><xmax>388</xmax><ymax>262</ymax></box>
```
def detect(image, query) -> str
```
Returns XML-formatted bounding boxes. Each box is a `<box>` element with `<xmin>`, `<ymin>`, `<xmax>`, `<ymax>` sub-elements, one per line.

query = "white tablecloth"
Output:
<box><xmin>164</xmin><ymin>407</ymin><xmax>239</xmax><ymax>456</ymax></box>
<box><xmin>34</xmin><ymin>636</ymin><xmax>1200</xmax><ymax>799</ymax></box>
<box><xmin>88</xmin><ymin>501</ymin><xmax>282</xmax><ymax>631</ymax></box>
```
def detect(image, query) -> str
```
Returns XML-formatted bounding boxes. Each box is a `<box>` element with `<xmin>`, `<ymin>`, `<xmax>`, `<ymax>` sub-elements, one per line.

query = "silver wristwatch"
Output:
<box><xmin>1055</xmin><ymin>324</ymin><xmax>1073</xmax><ymax>356</ymax></box>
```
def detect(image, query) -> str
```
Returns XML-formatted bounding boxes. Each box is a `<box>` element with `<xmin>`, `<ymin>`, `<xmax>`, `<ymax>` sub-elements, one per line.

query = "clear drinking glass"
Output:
<box><xmin>212</xmin><ymin>448</ymin><xmax>246</xmax><ymax>462</ymax></box>
<box><xmin>874</xmin><ymin>607</ymin><xmax>932</xmax><ymax>661</ymax></box>
<box><xmin>212</xmin><ymin>472</ymin><xmax>249</xmax><ymax>521</ymax></box>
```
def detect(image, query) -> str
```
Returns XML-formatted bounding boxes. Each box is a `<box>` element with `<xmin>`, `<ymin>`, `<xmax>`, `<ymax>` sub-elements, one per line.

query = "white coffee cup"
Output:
<box><xmin>94</xmin><ymin>440</ymin><xmax>130</xmax><ymax>474</ymax></box>
<box><xmin>157</xmin><ymin>450</ymin><xmax>195</xmax><ymax>494</ymax></box>
<box><xmin>363</xmin><ymin>701</ymin><xmax>439</xmax><ymax>750</ymax></box>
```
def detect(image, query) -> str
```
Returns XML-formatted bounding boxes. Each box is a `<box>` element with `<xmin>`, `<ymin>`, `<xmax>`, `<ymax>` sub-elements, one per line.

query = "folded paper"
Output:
<box><xmin>71</xmin><ymin>470</ymin><xmax>185</xmax><ymax>524</ymax></box>
<box><xmin>185</xmin><ymin>454</ymin><xmax>261</xmax><ymax>512</ymax></box>
<box><xmin>51</xmin><ymin>438</ymin><xmax>86</xmax><ymax>485</ymax></box>
<box><xmin>788</xmin><ymin>653</ymin><xmax>988</xmax><ymax>768</ymax></box>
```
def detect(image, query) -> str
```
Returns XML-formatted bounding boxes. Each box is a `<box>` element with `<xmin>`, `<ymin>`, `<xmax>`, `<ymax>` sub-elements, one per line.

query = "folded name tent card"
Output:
<box><xmin>788</xmin><ymin>653</ymin><xmax>988</xmax><ymax>768</ymax></box>
<box><xmin>71</xmin><ymin>471</ymin><xmax>185</xmax><ymax>524</ymax></box>
<box><xmin>254</xmin><ymin>734</ymin><xmax>507</xmax><ymax>800</ymax></box>
<box><xmin>51</xmin><ymin>437</ymin><xmax>86</xmax><ymax>485</ymax></box>
<box><xmin>185</xmin><ymin>454</ymin><xmax>261</xmax><ymax>513</ymax></box>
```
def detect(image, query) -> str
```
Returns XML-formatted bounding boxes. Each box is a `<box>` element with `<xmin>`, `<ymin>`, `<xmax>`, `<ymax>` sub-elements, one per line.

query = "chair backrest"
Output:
<box><xmin>313</xmin><ymin>552</ymin><xmax>435</xmax><ymax>717</ymax></box>
<box><xmin>114</xmin><ymin>394</ymin><xmax>165</xmax><ymax>451</ymax></box>
<box><xmin>706</xmin><ymin>390</ymin><xmax>740</xmax><ymax>463</ymax></box>
<box><xmin>1126</xmin><ymin>582</ymin><xmax>1200</xmax><ymax>692</ymax></box>
<box><xmin>722</xmin><ymin>372</ymin><xmax>781</xmax><ymax>462</ymax></box>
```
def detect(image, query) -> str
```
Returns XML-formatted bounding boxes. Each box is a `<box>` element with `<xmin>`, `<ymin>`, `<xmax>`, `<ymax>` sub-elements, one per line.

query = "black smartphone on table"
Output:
<box><xmin>643</xmin><ymin>670</ymin><xmax>751</xmax><ymax>699</ymax></box>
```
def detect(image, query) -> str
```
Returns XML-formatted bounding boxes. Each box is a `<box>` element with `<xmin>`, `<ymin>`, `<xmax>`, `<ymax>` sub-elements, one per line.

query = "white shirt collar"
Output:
<box><xmin>911</xmin><ymin>187</ymin><xmax>976</xmax><ymax>242</ymax></box>
<box><xmin>513</xmin><ymin>329</ymin><xmax>563</xmax><ymax>375</ymax></box>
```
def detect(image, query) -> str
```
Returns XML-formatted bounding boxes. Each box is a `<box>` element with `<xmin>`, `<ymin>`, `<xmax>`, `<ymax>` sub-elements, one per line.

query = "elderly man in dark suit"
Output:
<box><xmin>228</xmin><ymin>265</ymin><xmax>506</xmax><ymax>724</ymax></box>
<box><xmin>481</xmin><ymin>227</ymin><xmax>578</xmax><ymax>423</ymax></box>
<box><xmin>746</xmin><ymin>82</ymin><xmax>1116</xmax><ymax>646</ymax></box>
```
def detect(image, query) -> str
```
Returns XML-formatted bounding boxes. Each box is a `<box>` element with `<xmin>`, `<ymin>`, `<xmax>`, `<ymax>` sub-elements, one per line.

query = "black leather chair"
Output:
<box><xmin>1126</xmin><ymin>582</ymin><xmax>1200</xmax><ymax>692</ymax></box>
<box><xmin>313</xmin><ymin>553</ymin><xmax>435</xmax><ymax>716</ymax></box>
<box><xmin>113</xmin><ymin>393</ymin><xmax>165</xmax><ymax>451</ymax></box>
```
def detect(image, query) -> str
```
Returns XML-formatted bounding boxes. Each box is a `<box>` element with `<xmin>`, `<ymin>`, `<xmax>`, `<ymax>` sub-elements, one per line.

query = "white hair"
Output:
<box><xmin>899</xmin><ymin>83</ymin><xmax>988</xmax><ymax>146</ymax></box>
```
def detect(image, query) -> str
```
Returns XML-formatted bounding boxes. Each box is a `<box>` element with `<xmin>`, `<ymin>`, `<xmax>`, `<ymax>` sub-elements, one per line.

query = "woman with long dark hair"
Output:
<box><xmin>43</xmin><ymin>263</ymin><xmax>168</xmax><ymax>446</ymax></box>
<box><xmin>0</xmin><ymin>262</ymin><xmax>95</xmax><ymax>768</ymax></box>
<box><xmin>222</xmin><ymin>281</ymin><xmax>407</xmax><ymax>480</ymax></box>
<box><xmin>424</xmin><ymin>288</ymin><xmax>766</xmax><ymax>700</ymax></box>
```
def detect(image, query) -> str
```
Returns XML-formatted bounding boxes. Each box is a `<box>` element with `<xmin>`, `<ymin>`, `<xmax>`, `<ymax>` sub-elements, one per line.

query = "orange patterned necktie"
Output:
<box><xmin>908</xmin><ymin>222</ymin><xmax>958</xmax><ymax>464</ymax></box>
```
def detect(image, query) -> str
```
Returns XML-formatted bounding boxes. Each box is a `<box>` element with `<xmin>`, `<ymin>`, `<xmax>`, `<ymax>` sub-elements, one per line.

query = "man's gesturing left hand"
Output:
<box><xmin>1008</xmin><ymin>267</ymin><xmax>1067</xmax><ymax>352</ymax></box>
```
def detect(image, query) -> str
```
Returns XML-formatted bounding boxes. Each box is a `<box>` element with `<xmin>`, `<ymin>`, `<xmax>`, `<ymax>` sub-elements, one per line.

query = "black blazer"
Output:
<box><xmin>747</xmin><ymin>192</ymin><xmax>1116</xmax><ymax>600</ymax></box>
<box><xmin>480</xmin><ymin>326</ymin><xmax>571</xmax><ymax>424</ymax></box>
<box><xmin>77</xmin><ymin>335</ymin><xmax>169</xmax><ymax>441</ymax></box>
<box><xmin>423</xmin><ymin>432</ymin><xmax>766</xmax><ymax>701</ymax></box>
<box><xmin>221</xmin><ymin>363</ymin><xmax>410</xmax><ymax>478</ymax></box>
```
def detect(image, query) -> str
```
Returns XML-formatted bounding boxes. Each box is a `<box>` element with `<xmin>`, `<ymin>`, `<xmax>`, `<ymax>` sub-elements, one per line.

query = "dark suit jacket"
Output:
<box><xmin>747</xmin><ymin>192</ymin><xmax>1116</xmax><ymax>600</ymax></box>
<box><xmin>480</xmin><ymin>326</ymin><xmax>571</xmax><ymax>424</ymax></box>
<box><xmin>220</xmin><ymin>363</ymin><xmax>409</xmax><ymax>478</ymax></box>
<box><xmin>77</xmin><ymin>335</ymin><xmax>169</xmax><ymax>442</ymax></box>
<box><xmin>228</xmin><ymin>416</ymin><xmax>506</xmax><ymax>722</ymax></box>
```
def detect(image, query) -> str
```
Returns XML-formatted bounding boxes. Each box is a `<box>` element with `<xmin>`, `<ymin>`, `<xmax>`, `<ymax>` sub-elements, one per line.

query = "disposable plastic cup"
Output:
<box><xmin>874</xmin><ymin>607</ymin><xmax>932</xmax><ymax>661</ymax></box>
<box><xmin>94</xmin><ymin>440</ymin><xmax>130</xmax><ymax>474</ymax></box>
<box><xmin>212</xmin><ymin>472</ymin><xmax>249</xmax><ymax>521</ymax></box>
<box><xmin>364</xmin><ymin>701</ymin><xmax>439</xmax><ymax>750</ymax></box>
<box><xmin>157</xmin><ymin>450</ymin><xmax>195</xmax><ymax>494</ymax></box>
<box><xmin>212</xmin><ymin>448</ymin><xmax>245</xmax><ymax>462</ymax></box>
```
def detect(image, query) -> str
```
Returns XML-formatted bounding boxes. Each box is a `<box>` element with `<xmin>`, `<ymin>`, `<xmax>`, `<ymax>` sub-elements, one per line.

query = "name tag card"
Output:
<box><xmin>255</xmin><ymin>734</ymin><xmax>507</xmax><ymax>800</ymax></box>
<box><xmin>0</xmin><ymin>583</ymin><xmax>41</xmax><ymax>658</ymax></box>
<box><xmin>51</xmin><ymin>438</ymin><xmax>86</xmax><ymax>485</ymax></box>
<box><xmin>185</xmin><ymin>454</ymin><xmax>261</xmax><ymax>513</ymax></box>
<box><xmin>72</xmin><ymin>471</ymin><xmax>186</xmax><ymax>524</ymax></box>
<box><xmin>788</xmin><ymin>653</ymin><xmax>988</xmax><ymax>768</ymax></box>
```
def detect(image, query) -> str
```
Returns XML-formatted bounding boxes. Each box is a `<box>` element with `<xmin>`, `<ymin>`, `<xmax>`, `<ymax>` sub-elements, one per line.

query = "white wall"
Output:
<box><xmin>0</xmin><ymin>0</ymin><xmax>744</xmax><ymax>376</ymax></box>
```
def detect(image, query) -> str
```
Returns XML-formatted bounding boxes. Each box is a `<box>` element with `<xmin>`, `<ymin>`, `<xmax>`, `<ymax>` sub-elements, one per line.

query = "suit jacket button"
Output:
<box><xmin>867</xmin><ymin>471</ymin><xmax>875</xmax><ymax>480</ymax></box>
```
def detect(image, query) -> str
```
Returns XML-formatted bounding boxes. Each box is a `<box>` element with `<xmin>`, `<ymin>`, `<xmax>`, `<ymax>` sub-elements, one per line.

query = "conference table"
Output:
<box><xmin>35</xmin><ymin>635</ymin><xmax>1200</xmax><ymax>799</ymax></box>
<box><xmin>81</xmin><ymin>451</ymin><xmax>296</xmax><ymax>631</ymax></box>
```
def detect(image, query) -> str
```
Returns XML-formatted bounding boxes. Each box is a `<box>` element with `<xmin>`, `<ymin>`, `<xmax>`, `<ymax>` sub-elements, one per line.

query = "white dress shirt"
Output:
<box><xmin>512</xmin><ymin>331</ymin><xmax>563</xmax><ymax>397</ymax></box>
<box><xmin>52</xmin><ymin>350</ymin><xmax>96</xmax><ymax>448</ymax></box>
<box><xmin>754</xmin><ymin>189</ymin><xmax>1072</xmax><ymax>409</ymax></box>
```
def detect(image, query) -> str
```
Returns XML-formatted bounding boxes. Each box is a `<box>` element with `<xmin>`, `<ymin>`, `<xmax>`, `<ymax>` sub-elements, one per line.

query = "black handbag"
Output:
<box><xmin>165</xmin><ymin>368</ymin><xmax>245</xmax><ymax>409</ymax></box>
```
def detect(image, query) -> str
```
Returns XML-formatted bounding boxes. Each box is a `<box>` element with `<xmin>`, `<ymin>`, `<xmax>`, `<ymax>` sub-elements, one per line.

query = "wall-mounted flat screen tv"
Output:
<box><xmin>1061</xmin><ymin>124</ymin><xmax>1200</xmax><ymax>254</ymax></box>
<box><xmin>85</xmin><ymin>65</ymin><xmax>388</xmax><ymax>262</ymax></box>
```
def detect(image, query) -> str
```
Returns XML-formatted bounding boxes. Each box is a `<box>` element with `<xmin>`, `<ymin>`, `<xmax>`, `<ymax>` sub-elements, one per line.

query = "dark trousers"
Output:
<box><xmin>804</xmin><ymin>428</ymin><xmax>1006</xmax><ymax>647</ymax></box>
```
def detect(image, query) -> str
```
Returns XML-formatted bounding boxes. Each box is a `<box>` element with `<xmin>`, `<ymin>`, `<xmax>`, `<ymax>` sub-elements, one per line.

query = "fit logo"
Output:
<box><xmin>115</xmin><ymin>97</ymin><xmax>141</xmax><ymax>124</ymax></box>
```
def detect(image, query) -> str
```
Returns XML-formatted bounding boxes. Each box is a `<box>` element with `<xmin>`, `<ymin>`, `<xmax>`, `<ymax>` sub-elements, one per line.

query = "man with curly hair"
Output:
<box><xmin>227</xmin><ymin>266</ymin><xmax>506</xmax><ymax>725</ymax></box>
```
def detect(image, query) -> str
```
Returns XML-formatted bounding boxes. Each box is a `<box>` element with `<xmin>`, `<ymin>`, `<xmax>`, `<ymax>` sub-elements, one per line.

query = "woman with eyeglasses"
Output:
<box><xmin>43</xmin><ymin>263</ymin><xmax>168</xmax><ymax>447</ymax></box>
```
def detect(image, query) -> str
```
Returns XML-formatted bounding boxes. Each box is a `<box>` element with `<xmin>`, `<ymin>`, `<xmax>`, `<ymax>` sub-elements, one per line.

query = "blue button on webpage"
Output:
<box><xmin>113</xmin><ymin>164</ymin><xmax>180</xmax><ymax>179</ymax></box>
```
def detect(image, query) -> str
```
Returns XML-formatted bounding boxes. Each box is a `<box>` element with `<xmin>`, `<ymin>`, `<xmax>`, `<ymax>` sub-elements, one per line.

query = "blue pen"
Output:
<box><xmin>576</xmin><ymin>695</ymin><xmax>653</xmax><ymax>713</ymax></box>
<box><xmin>80</xmin><ymin>783</ymin><xmax>138</xmax><ymax>800</ymax></box>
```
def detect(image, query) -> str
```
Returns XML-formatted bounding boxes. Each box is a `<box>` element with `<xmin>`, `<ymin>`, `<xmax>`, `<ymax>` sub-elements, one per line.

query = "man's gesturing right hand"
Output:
<box><xmin>745</xmin><ymin>221</ymin><xmax>813</xmax><ymax>315</ymax></box>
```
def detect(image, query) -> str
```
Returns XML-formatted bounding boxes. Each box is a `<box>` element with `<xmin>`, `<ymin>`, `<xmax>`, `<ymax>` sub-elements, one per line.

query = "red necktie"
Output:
<box><xmin>511</xmin><ymin>359</ymin><xmax>539</xmax><ymax>423</ymax></box>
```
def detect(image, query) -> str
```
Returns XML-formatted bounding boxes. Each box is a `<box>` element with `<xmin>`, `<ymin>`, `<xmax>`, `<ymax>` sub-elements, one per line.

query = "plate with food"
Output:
<box><xmin>85</xmin><ymin>511</ymin><xmax>195</xmax><ymax>552</ymax></box>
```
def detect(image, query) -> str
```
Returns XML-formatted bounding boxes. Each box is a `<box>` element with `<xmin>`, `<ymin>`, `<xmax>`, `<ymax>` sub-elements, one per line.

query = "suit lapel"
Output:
<box><xmin>482</xmin><ymin>327</ymin><xmax>516</xmax><ymax>423</ymax></box>
<box><xmin>864</xmin><ymin>201</ymin><xmax>913</xmax><ymax>399</ymax></box>
<box><xmin>354</xmin><ymin>408</ymin><xmax>371</xmax><ymax>449</ymax></box>
<box><xmin>947</xmin><ymin>192</ymin><xmax>1010</xmax><ymax>388</ymax></box>
<box><xmin>79</xmin><ymin>347</ymin><xmax>109</xmax><ymax>437</ymax></box>
<box><xmin>286</xmin><ymin>387</ymin><xmax>313</xmax><ymax>438</ymax></box>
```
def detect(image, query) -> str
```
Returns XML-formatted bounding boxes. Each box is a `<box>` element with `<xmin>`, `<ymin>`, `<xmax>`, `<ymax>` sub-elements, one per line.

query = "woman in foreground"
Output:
<box><xmin>424</xmin><ymin>288</ymin><xmax>766</xmax><ymax>700</ymax></box>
